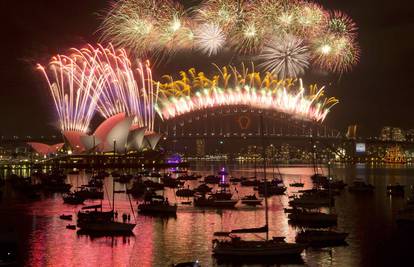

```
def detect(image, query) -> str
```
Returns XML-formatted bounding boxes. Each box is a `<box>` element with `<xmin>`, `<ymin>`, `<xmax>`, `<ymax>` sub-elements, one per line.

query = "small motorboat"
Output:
<box><xmin>162</xmin><ymin>176</ymin><xmax>184</xmax><ymax>188</ymax></box>
<box><xmin>176</xmin><ymin>188</ymin><xmax>195</xmax><ymax>197</ymax></box>
<box><xmin>241</xmin><ymin>178</ymin><xmax>260</xmax><ymax>187</ymax></box>
<box><xmin>172</xmin><ymin>261</ymin><xmax>200</xmax><ymax>267</ymax></box>
<box><xmin>387</xmin><ymin>184</ymin><xmax>405</xmax><ymax>196</ymax></box>
<box><xmin>258</xmin><ymin>182</ymin><xmax>286</xmax><ymax>196</ymax></box>
<box><xmin>66</xmin><ymin>224</ymin><xmax>76</xmax><ymax>230</ymax></box>
<box><xmin>195</xmin><ymin>184</ymin><xmax>212</xmax><ymax>194</ymax></box>
<box><xmin>289</xmin><ymin>182</ymin><xmax>304</xmax><ymax>187</ymax></box>
<box><xmin>60</xmin><ymin>214</ymin><xmax>72</xmax><ymax>221</ymax></box>
<box><xmin>177</xmin><ymin>174</ymin><xmax>199</xmax><ymax>181</ymax></box>
<box><xmin>63</xmin><ymin>192</ymin><xmax>85</xmax><ymax>205</ymax></box>
<box><xmin>241</xmin><ymin>194</ymin><xmax>263</xmax><ymax>206</ymax></box>
<box><xmin>204</xmin><ymin>175</ymin><xmax>221</xmax><ymax>184</ymax></box>
<box><xmin>295</xmin><ymin>230</ymin><xmax>348</xmax><ymax>246</ymax></box>
<box><xmin>229</xmin><ymin>177</ymin><xmax>241</xmax><ymax>183</ymax></box>
<box><xmin>348</xmin><ymin>180</ymin><xmax>374</xmax><ymax>193</ymax></box>
<box><xmin>194</xmin><ymin>194</ymin><xmax>238</xmax><ymax>208</ymax></box>
<box><xmin>288</xmin><ymin>210</ymin><xmax>337</xmax><ymax>226</ymax></box>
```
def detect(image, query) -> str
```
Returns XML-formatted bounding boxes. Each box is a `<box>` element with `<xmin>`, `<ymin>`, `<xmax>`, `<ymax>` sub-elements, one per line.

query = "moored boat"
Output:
<box><xmin>63</xmin><ymin>194</ymin><xmax>82</xmax><ymax>207</ymax></box>
<box><xmin>289</xmin><ymin>193</ymin><xmax>333</xmax><ymax>208</ymax></box>
<box><xmin>288</xmin><ymin>210</ymin><xmax>337</xmax><ymax>225</ymax></box>
<box><xmin>76</xmin><ymin>172</ymin><xmax>136</xmax><ymax>234</ymax></box>
<box><xmin>241</xmin><ymin>194</ymin><xmax>263</xmax><ymax>206</ymax></box>
<box><xmin>258</xmin><ymin>180</ymin><xmax>286</xmax><ymax>196</ymax></box>
<box><xmin>195</xmin><ymin>183</ymin><xmax>212</xmax><ymax>194</ymax></box>
<box><xmin>60</xmin><ymin>214</ymin><xmax>72</xmax><ymax>220</ymax></box>
<box><xmin>138</xmin><ymin>195</ymin><xmax>177</xmax><ymax>215</ymax></box>
<box><xmin>75</xmin><ymin>186</ymin><xmax>104</xmax><ymax>199</ymax></box>
<box><xmin>204</xmin><ymin>175</ymin><xmax>221</xmax><ymax>184</ymax></box>
<box><xmin>387</xmin><ymin>184</ymin><xmax>404</xmax><ymax>196</ymax></box>
<box><xmin>289</xmin><ymin>182</ymin><xmax>304</xmax><ymax>187</ymax></box>
<box><xmin>348</xmin><ymin>180</ymin><xmax>374</xmax><ymax>193</ymax></box>
<box><xmin>176</xmin><ymin>188</ymin><xmax>195</xmax><ymax>197</ymax></box>
<box><xmin>194</xmin><ymin>194</ymin><xmax>238</xmax><ymax>208</ymax></box>
<box><xmin>213</xmin><ymin>236</ymin><xmax>305</xmax><ymax>257</ymax></box>
<box><xmin>172</xmin><ymin>260</ymin><xmax>200</xmax><ymax>267</ymax></box>
<box><xmin>295</xmin><ymin>230</ymin><xmax>348</xmax><ymax>245</ymax></box>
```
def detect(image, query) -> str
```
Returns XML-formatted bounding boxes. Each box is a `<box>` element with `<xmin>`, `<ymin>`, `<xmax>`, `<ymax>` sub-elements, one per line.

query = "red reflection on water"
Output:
<box><xmin>8</xmin><ymin>165</ymin><xmax>323</xmax><ymax>266</ymax></box>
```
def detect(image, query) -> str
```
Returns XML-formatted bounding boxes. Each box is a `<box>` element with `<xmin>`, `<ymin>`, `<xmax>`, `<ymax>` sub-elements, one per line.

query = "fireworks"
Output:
<box><xmin>99</xmin><ymin>0</ymin><xmax>360</xmax><ymax>75</ymax></box>
<box><xmin>99</xmin><ymin>0</ymin><xmax>191</xmax><ymax>58</ymax></box>
<box><xmin>73</xmin><ymin>44</ymin><xmax>159</xmax><ymax>132</ymax></box>
<box><xmin>156</xmin><ymin>65</ymin><xmax>338</xmax><ymax>122</ymax></box>
<box><xmin>296</xmin><ymin>2</ymin><xmax>328</xmax><ymax>37</ymax></box>
<box><xmin>194</xmin><ymin>23</ymin><xmax>226</xmax><ymax>56</ymax></box>
<box><xmin>257</xmin><ymin>35</ymin><xmax>310</xmax><ymax>78</ymax></box>
<box><xmin>37</xmin><ymin>55</ymin><xmax>103</xmax><ymax>133</ymax></box>
<box><xmin>328</xmin><ymin>11</ymin><xmax>357</xmax><ymax>37</ymax></box>
<box><xmin>38</xmin><ymin>44</ymin><xmax>159</xmax><ymax>133</ymax></box>
<box><xmin>195</xmin><ymin>0</ymin><xmax>242</xmax><ymax>31</ymax></box>
<box><xmin>312</xmin><ymin>33</ymin><xmax>360</xmax><ymax>73</ymax></box>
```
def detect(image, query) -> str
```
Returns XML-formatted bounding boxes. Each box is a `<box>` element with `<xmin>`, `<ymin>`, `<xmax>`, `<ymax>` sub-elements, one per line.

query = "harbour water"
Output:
<box><xmin>1</xmin><ymin>162</ymin><xmax>414</xmax><ymax>267</ymax></box>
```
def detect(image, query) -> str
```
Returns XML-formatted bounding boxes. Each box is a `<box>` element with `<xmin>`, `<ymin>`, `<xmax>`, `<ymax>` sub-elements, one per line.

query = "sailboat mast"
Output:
<box><xmin>112</xmin><ymin>140</ymin><xmax>116</xmax><ymax>213</ymax></box>
<box><xmin>260</xmin><ymin>114</ymin><xmax>269</xmax><ymax>240</ymax></box>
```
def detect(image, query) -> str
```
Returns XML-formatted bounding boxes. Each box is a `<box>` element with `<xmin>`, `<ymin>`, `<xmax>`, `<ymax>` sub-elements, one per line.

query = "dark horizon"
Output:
<box><xmin>2</xmin><ymin>0</ymin><xmax>414</xmax><ymax>137</ymax></box>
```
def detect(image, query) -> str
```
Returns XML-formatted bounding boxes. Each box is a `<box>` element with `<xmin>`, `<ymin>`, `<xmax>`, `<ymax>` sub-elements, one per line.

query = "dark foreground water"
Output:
<box><xmin>1</xmin><ymin>162</ymin><xmax>414</xmax><ymax>267</ymax></box>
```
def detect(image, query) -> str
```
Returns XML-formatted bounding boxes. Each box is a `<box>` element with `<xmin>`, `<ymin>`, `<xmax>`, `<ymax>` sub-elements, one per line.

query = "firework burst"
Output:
<box><xmin>156</xmin><ymin>65</ymin><xmax>337</xmax><ymax>122</ymax></box>
<box><xmin>37</xmin><ymin>55</ymin><xmax>104</xmax><ymax>133</ymax></box>
<box><xmin>99</xmin><ymin>0</ymin><xmax>191</xmax><ymax>59</ymax></box>
<box><xmin>296</xmin><ymin>2</ymin><xmax>328</xmax><ymax>37</ymax></box>
<box><xmin>312</xmin><ymin>33</ymin><xmax>360</xmax><ymax>73</ymax></box>
<box><xmin>70</xmin><ymin>44</ymin><xmax>159</xmax><ymax>132</ymax></box>
<box><xmin>194</xmin><ymin>23</ymin><xmax>226</xmax><ymax>56</ymax></box>
<box><xmin>328</xmin><ymin>11</ymin><xmax>358</xmax><ymax>37</ymax></box>
<box><xmin>257</xmin><ymin>35</ymin><xmax>310</xmax><ymax>78</ymax></box>
<box><xmin>195</xmin><ymin>0</ymin><xmax>243</xmax><ymax>32</ymax></box>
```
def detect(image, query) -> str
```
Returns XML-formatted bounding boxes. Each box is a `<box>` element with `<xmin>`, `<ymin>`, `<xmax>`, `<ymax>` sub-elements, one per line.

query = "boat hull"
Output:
<box><xmin>296</xmin><ymin>231</ymin><xmax>348</xmax><ymax>245</ymax></box>
<box><xmin>194</xmin><ymin>199</ymin><xmax>238</xmax><ymax>208</ymax></box>
<box><xmin>138</xmin><ymin>204</ymin><xmax>177</xmax><ymax>214</ymax></box>
<box><xmin>241</xmin><ymin>200</ymin><xmax>263</xmax><ymax>206</ymax></box>
<box><xmin>77</xmin><ymin>221</ymin><xmax>135</xmax><ymax>233</ymax></box>
<box><xmin>213</xmin><ymin>242</ymin><xmax>305</xmax><ymax>256</ymax></box>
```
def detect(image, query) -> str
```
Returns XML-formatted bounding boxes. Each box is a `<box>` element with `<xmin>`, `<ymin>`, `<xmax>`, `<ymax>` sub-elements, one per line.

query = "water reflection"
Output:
<box><xmin>1</xmin><ymin>163</ymin><xmax>414</xmax><ymax>266</ymax></box>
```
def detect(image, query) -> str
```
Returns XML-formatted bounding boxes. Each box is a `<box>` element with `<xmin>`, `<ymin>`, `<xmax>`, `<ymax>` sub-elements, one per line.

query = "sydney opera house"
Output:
<box><xmin>28</xmin><ymin>112</ymin><xmax>162</xmax><ymax>156</ymax></box>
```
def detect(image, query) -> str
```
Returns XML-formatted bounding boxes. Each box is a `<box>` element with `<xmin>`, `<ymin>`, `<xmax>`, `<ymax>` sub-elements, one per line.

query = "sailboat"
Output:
<box><xmin>310</xmin><ymin>139</ymin><xmax>328</xmax><ymax>184</ymax></box>
<box><xmin>76</xmin><ymin>175</ymin><xmax>136</xmax><ymax>233</ymax></box>
<box><xmin>77</xmin><ymin>141</ymin><xmax>136</xmax><ymax>233</ymax></box>
<box><xmin>212</xmin><ymin>115</ymin><xmax>305</xmax><ymax>258</ymax></box>
<box><xmin>288</xmin><ymin>163</ymin><xmax>337</xmax><ymax>227</ymax></box>
<box><xmin>63</xmin><ymin>172</ymin><xmax>84</xmax><ymax>204</ymax></box>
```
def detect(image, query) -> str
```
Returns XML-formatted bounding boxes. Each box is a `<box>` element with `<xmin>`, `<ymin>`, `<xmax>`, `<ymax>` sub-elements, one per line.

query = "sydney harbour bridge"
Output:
<box><xmin>1</xmin><ymin>105</ymin><xmax>413</xmax><ymax>164</ymax></box>
<box><xmin>157</xmin><ymin>106</ymin><xmax>342</xmax><ymax>155</ymax></box>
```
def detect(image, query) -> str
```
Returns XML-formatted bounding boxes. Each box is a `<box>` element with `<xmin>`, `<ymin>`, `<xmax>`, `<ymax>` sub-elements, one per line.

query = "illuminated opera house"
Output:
<box><xmin>28</xmin><ymin>113</ymin><xmax>162</xmax><ymax>156</ymax></box>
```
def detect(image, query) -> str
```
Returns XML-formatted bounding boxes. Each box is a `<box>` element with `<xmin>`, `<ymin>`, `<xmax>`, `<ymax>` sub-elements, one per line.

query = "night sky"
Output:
<box><xmin>1</xmin><ymin>0</ymin><xmax>414</xmax><ymax>137</ymax></box>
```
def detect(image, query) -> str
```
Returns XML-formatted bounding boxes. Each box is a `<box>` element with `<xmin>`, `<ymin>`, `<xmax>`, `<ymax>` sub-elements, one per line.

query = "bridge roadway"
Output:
<box><xmin>1</xmin><ymin>135</ymin><xmax>414</xmax><ymax>147</ymax></box>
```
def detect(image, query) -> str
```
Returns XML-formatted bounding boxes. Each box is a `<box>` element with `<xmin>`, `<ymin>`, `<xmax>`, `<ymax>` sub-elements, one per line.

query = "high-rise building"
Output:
<box><xmin>406</xmin><ymin>129</ymin><xmax>414</xmax><ymax>142</ymax></box>
<box><xmin>391</xmin><ymin>128</ymin><xmax>406</xmax><ymax>142</ymax></box>
<box><xmin>195</xmin><ymin>139</ymin><xmax>205</xmax><ymax>157</ymax></box>
<box><xmin>380</xmin><ymin>127</ymin><xmax>391</xmax><ymax>141</ymax></box>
